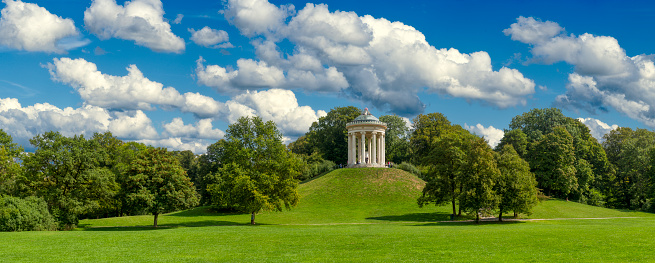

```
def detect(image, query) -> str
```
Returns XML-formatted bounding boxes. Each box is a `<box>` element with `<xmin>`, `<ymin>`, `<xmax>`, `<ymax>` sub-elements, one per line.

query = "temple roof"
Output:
<box><xmin>347</xmin><ymin>107</ymin><xmax>386</xmax><ymax>127</ymax></box>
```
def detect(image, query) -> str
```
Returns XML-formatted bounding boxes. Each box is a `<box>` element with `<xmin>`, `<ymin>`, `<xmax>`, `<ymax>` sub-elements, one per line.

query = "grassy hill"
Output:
<box><xmin>79</xmin><ymin>168</ymin><xmax>653</xmax><ymax>228</ymax></box>
<box><xmin>6</xmin><ymin>168</ymin><xmax>655</xmax><ymax>262</ymax></box>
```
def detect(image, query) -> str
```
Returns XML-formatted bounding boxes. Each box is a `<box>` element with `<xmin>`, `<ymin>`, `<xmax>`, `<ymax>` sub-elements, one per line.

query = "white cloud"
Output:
<box><xmin>84</xmin><ymin>0</ymin><xmax>185</xmax><ymax>53</ymax></box>
<box><xmin>576</xmin><ymin>117</ymin><xmax>618</xmax><ymax>141</ymax></box>
<box><xmin>208</xmin><ymin>0</ymin><xmax>535</xmax><ymax>115</ymax></box>
<box><xmin>163</xmin><ymin>118</ymin><xmax>224</xmax><ymax>140</ymax></box>
<box><xmin>502</xmin><ymin>16</ymin><xmax>563</xmax><ymax>44</ymax></box>
<box><xmin>0</xmin><ymin>97</ymin><xmax>159</xmax><ymax>146</ymax></box>
<box><xmin>172</xmin><ymin>13</ymin><xmax>183</xmax><ymax>24</ymax></box>
<box><xmin>464</xmin><ymin>123</ymin><xmax>504</xmax><ymax>148</ymax></box>
<box><xmin>508</xmin><ymin>17</ymin><xmax>655</xmax><ymax>128</ymax></box>
<box><xmin>196</xmin><ymin>57</ymin><xmax>286</xmax><ymax>94</ymax></box>
<box><xmin>138</xmin><ymin>137</ymin><xmax>210</xmax><ymax>154</ymax></box>
<box><xmin>0</xmin><ymin>0</ymin><xmax>79</xmax><ymax>53</ymax></box>
<box><xmin>189</xmin><ymin>26</ymin><xmax>231</xmax><ymax>48</ymax></box>
<box><xmin>227</xmin><ymin>89</ymin><xmax>326</xmax><ymax>136</ymax></box>
<box><xmin>222</xmin><ymin>0</ymin><xmax>294</xmax><ymax>37</ymax></box>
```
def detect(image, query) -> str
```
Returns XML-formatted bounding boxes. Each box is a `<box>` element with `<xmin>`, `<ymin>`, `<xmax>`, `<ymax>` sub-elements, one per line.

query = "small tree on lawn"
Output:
<box><xmin>495</xmin><ymin>145</ymin><xmax>539</xmax><ymax>221</ymax></box>
<box><xmin>208</xmin><ymin>116</ymin><xmax>301</xmax><ymax>225</ymax></box>
<box><xmin>124</xmin><ymin>147</ymin><xmax>199</xmax><ymax>227</ymax></box>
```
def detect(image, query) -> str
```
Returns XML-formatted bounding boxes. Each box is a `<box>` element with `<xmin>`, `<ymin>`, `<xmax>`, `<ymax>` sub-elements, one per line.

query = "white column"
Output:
<box><xmin>377</xmin><ymin>132</ymin><xmax>382</xmax><ymax>165</ymax></box>
<box><xmin>371</xmin><ymin>132</ymin><xmax>377</xmax><ymax>164</ymax></box>
<box><xmin>360</xmin><ymin>132</ymin><xmax>365</xmax><ymax>164</ymax></box>
<box><xmin>347</xmin><ymin>132</ymin><xmax>352</xmax><ymax>165</ymax></box>
<box><xmin>367</xmin><ymin>135</ymin><xmax>372</xmax><ymax>164</ymax></box>
<box><xmin>381</xmin><ymin>133</ymin><xmax>385</xmax><ymax>165</ymax></box>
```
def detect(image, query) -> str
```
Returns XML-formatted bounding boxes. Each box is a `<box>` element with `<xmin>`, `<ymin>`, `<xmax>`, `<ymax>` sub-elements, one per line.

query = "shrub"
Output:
<box><xmin>395</xmin><ymin>162</ymin><xmax>421</xmax><ymax>177</ymax></box>
<box><xmin>0</xmin><ymin>195</ymin><xmax>57</xmax><ymax>231</ymax></box>
<box><xmin>300</xmin><ymin>159</ymin><xmax>336</xmax><ymax>181</ymax></box>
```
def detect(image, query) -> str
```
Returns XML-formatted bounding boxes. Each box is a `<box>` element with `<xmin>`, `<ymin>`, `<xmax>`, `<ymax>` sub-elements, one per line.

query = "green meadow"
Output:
<box><xmin>2</xmin><ymin>168</ymin><xmax>654</xmax><ymax>262</ymax></box>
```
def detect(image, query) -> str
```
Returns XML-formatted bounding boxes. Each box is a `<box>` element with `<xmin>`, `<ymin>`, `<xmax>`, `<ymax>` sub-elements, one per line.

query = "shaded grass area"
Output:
<box><xmin>3</xmin><ymin>218</ymin><xmax>655</xmax><ymax>262</ymax></box>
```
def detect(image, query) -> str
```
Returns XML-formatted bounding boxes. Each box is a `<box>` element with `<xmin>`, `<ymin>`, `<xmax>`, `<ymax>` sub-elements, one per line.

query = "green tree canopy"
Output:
<box><xmin>208</xmin><ymin>116</ymin><xmax>301</xmax><ymax>224</ymax></box>
<box><xmin>495</xmin><ymin>145</ymin><xmax>539</xmax><ymax>221</ymax></box>
<box><xmin>306</xmin><ymin>106</ymin><xmax>361</xmax><ymax>164</ymax></box>
<box><xmin>123</xmin><ymin>147</ymin><xmax>199</xmax><ymax>227</ymax></box>
<box><xmin>528</xmin><ymin>126</ymin><xmax>578</xmax><ymax>198</ymax></box>
<box><xmin>21</xmin><ymin>132</ymin><xmax>119</xmax><ymax>229</ymax></box>
<box><xmin>410</xmin><ymin>112</ymin><xmax>453</xmax><ymax>165</ymax></box>
<box><xmin>379</xmin><ymin>114</ymin><xmax>411</xmax><ymax>164</ymax></box>
<box><xmin>0</xmin><ymin>129</ymin><xmax>23</xmax><ymax>195</ymax></box>
<box><xmin>603</xmin><ymin>127</ymin><xmax>655</xmax><ymax>210</ymax></box>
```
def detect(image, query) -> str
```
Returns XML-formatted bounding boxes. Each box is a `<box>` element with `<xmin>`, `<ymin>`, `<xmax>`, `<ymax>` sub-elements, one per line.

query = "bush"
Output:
<box><xmin>300</xmin><ymin>159</ymin><xmax>336</xmax><ymax>181</ymax></box>
<box><xmin>0</xmin><ymin>195</ymin><xmax>57</xmax><ymax>231</ymax></box>
<box><xmin>395</xmin><ymin>162</ymin><xmax>421</xmax><ymax>177</ymax></box>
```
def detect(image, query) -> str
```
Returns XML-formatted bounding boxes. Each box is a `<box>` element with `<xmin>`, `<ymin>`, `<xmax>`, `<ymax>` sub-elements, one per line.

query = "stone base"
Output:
<box><xmin>347</xmin><ymin>163</ymin><xmax>386</xmax><ymax>168</ymax></box>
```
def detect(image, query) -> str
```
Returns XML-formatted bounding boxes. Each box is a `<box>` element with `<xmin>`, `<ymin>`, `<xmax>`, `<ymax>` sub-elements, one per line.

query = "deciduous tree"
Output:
<box><xmin>123</xmin><ymin>147</ymin><xmax>199</xmax><ymax>227</ymax></box>
<box><xmin>495</xmin><ymin>145</ymin><xmax>538</xmax><ymax>221</ymax></box>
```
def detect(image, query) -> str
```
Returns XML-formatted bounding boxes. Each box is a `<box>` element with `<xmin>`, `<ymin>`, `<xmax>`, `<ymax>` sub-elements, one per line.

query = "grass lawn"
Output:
<box><xmin>2</xmin><ymin>168</ymin><xmax>654</xmax><ymax>262</ymax></box>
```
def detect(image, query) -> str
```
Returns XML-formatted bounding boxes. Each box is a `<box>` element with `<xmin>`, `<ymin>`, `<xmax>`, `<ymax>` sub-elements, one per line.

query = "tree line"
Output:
<box><xmin>2</xmin><ymin>106</ymin><xmax>655</xmax><ymax>230</ymax></box>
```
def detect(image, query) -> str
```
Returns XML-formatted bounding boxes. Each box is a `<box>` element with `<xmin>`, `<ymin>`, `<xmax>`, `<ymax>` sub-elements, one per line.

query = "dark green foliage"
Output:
<box><xmin>208</xmin><ymin>116</ymin><xmax>301</xmax><ymax>224</ymax></box>
<box><xmin>379</xmin><ymin>115</ymin><xmax>411</xmax><ymax>164</ymax></box>
<box><xmin>0</xmin><ymin>129</ymin><xmax>23</xmax><ymax>196</ymax></box>
<box><xmin>21</xmin><ymin>132</ymin><xmax>119</xmax><ymax>229</ymax></box>
<box><xmin>410</xmin><ymin>112</ymin><xmax>453</xmax><ymax>165</ymax></box>
<box><xmin>0</xmin><ymin>195</ymin><xmax>57</xmax><ymax>231</ymax></box>
<box><xmin>495</xmin><ymin>145</ymin><xmax>539</xmax><ymax>220</ymax></box>
<box><xmin>288</xmin><ymin>135</ymin><xmax>315</xmax><ymax>156</ymax></box>
<box><xmin>528</xmin><ymin>126</ymin><xmax>577</xmax><ymax>198</ymax></box>
<box><xmin>604</xmin><ymin>127</ymin><xmax>655</xmax><ymax>210</ymax></box>
<box><xmin>299</xmin><ymin>158</ymin><xmax>335</xmax><ymax>181</ymax></box>
<box><xmin>123</xmin><ymin>147</ymin><xmax>199</xmax><ymax>227</ymax></box>
<box><xmin>395</xmin><ymin>162</ymin><xmax>421</xmax><ymax>178</ymax></box>
<box><xmin>495</xmin><ymin>129</ymin><xmax>528</xmax><ymax>158</ymax></box>
<box><xmin>306</xmin><ymin>106</ymin><xmax>361</xmax><ymax>164</ymax></box>
<box><xmin>458</xmin><ymin>136</ymin><xmax>500</xmax><ymax>223</ymax></box>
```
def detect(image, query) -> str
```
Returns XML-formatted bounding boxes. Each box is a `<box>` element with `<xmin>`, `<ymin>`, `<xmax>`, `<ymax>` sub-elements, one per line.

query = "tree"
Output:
<box><xmin>379</xmin><ymin>115</ymin><xmax>411</xmax><ymax>164</ymax></box>
<box><xmin>495</xmin><ymin>145</ymin><xmax>538</xmax><ymax>221</ymax></box>
<box><xmin>528</xmin><ymin>127</ymin><xmax>577</xmax><ymax>198</ymax></box>
<box><xmin>603</xmin><ymin>127</ymin><xmax>655</xmax><ymax>209</ymax></box>
<box><xmin>123</xmin><ymin>147</ymin><xmax>199</xmax><ymax>227</ymax></box>
<box><xmin>495</xmin><ymin>129</ymin><xmax>528</xmax><ymax>158</ymax></box>
<box><xmin>410</xmin><ymin>112</ymin><xmax>453</xmax><ymax>165</ymax></box>
<box><xmin>458</xmin><ymin>136</ymin><xmax>500</xmax><ymax>223</ymax></box>
<box><xmin>21</xmin><ymin>132</ymin><xmax>119</xmax><ymax>229</ymax></box>
<box><xmin>418</xmin><ymin>127</ymin><xmax>471</xmax><ymax>216</ymax></box>
<box><xmin>0</xmin><ymin>129</ymin><xmax>22</xmax><ymax>195</ymax></box>
<box><xmin>208</xmin><ymin>116</ymin><xmax>301</xmax><ymax>224</ymax></box>
<box><xmin>306</xmin><ymin>106</ymin><xmax>361</xmax><ymax>164</ymax></box>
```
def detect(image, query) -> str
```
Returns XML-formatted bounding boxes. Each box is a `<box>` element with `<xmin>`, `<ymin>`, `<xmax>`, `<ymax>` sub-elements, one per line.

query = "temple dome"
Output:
<box><xmin>347</xmin><ymin>108</ymin><xmax>385</xmax><ymax>127</ymax></box>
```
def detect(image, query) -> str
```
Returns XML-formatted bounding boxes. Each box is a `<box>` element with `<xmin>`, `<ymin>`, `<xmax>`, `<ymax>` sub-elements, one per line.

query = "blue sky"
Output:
<box><xmin>1</xmin><ymin>0</ymin><xmax>654</xmax><ymax>153</ymax></box>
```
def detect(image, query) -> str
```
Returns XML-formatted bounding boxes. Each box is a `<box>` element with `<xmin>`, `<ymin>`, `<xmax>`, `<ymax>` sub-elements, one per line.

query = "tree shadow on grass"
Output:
<box><xmin>367</xmin><ymin>212</ymin><xmax>453</xmax><ymax>222</ymax></box>
<box><xmin>78</xmin><ymin>220</ymin><xmax>271</xmax><ymax>231</ymax></box>
<box><xmin>416</xmin><ymin>220</ymin><xmax>525</xmax><ymax>226</ymax></box>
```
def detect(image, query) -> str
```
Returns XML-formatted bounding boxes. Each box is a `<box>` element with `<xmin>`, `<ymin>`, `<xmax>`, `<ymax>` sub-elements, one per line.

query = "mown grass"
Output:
<box><xmin>3</xmin><ymin>168</ymin><xmax>655</xmax><ymax>262</ymax></box>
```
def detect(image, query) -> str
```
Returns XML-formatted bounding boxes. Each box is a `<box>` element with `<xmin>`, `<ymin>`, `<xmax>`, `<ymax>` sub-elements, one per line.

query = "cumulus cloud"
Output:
<box><xmin>138</xmin><ymin>137</ymin><xmax>210</xmax><ymax>154</ymax></box>
<box><xmin>204</xmin><ymin>0</ymin><xmax>535</xmax><ymax>115</ymax></box>
<box><xmin>227</xmin><ymin>89</ymin><xmax>326</xmax><ymax>136</ymax></box>
<box><xmin>502</xmin><ymin>16</ymin><xmax>563</xmax><ymax>44</ymax></box>
<box><xmin>0</xmin><ymin>97</ymin><xmax>158</xmax><ymax>146</ymax></box>
<box><xmin>189</xmin><ymin>26</ymin><xmax>232</xmax><ymax>48</ymax></box>
<box><xmin>464</xmin><ymin>123</ymin><xmax>504</xmax><ymax>148</ymax></box>
<box><xmin>84</xmin><ymin>0</ymin><xmax>185</xmax><ymax>53</ymax></box>
<box><xmin>0</xmin><ymin>0</ymin><xmax>79</xmax><ymax>53</ymax></box>
<box><xmin>577</xmin><ymin>117</ymin><xmax>618</xmax><ymax>141</ymax></box>
<box><xmin>507</xmin><ymin>17</ymin><xmax>655</xmax><ymax>128</ymax></box>
<box><xmin>163</xmin><ymin>118</ymin><xmax>225</xmax><ymax>140</ymax></box>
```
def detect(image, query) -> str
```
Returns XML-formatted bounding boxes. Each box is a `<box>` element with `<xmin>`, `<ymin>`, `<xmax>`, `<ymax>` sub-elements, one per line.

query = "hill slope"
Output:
<box><xmin>78</xmin><ymin>168</ymin><xmax>654</xmax><ymax>227</ymax></box>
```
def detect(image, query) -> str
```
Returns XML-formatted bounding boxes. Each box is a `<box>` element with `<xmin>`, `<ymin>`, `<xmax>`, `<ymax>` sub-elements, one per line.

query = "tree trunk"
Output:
<box><xmin>451</xmin><ymin>197</ymin><xmax>456</xmax><ymax>217</ymax></box>
<box><xmin>513</xmin><ymin>211</ymin><xmax>517</xmax><ymax>218</ymax></box>
<box><xmin>499</xmin><ymin>207</ymin><xmax>504</xmax><ymax>222</ymax></box>
<box><xmin>154</xmin><ymin>213</ymin><xmax>159</xmax><ymax>228</ymax></box>
<box><xmin>475</xmin><ymin>212</ymin><xmax>480</xmax><ymax>224</ymax></box>
<box><xmin>251</xmin><ymin>212</ymin><xmax>256</xmax><ymax>225</ymax></box>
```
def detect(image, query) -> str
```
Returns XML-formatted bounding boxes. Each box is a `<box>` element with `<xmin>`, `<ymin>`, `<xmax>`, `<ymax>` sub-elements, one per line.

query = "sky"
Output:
<box><xmin>1</xmin><ymin>0</ymin><xmax>654</xmax><ymax>153</ymax></box>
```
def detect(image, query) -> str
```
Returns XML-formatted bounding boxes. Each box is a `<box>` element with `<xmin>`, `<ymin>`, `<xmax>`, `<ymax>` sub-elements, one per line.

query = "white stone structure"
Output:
<box><xmin>346</xmin><ymin>108</ymin><xmax>387</xmax><ymax>168</ymax></box>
